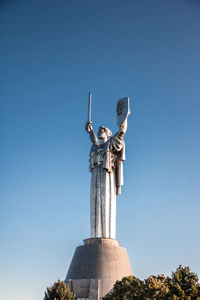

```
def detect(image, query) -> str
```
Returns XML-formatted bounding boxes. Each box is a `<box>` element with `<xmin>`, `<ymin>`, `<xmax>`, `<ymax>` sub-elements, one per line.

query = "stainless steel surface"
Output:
<box><xmin>88</xmin><ymin>92</ymin><xmax>92</xmax><ymax>122</ymax></box>
<box><xmin>86</xmin><ymin>97</ymin><xmax>130</xmax><ymax>239</ymax></box>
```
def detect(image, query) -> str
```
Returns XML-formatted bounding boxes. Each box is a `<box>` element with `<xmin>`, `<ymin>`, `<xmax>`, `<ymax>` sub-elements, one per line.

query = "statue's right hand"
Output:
<box><xmin>85</xmin><ymin>121</ymin><xmax>93</xmax><ymax>133</ymax></box>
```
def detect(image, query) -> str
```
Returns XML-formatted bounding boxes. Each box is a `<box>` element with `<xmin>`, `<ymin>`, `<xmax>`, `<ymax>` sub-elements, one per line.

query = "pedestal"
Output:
<box><xmin>65</xmin><ymin>238</ymin><xmax>132</xmax><ymax>299</ymax></box>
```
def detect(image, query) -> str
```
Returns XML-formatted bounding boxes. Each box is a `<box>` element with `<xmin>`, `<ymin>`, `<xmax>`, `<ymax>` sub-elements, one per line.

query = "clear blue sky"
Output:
<box><xmin>1</xmin><ymin>0</ymin><xmax>200</xmax><ymax>299</ymax></box>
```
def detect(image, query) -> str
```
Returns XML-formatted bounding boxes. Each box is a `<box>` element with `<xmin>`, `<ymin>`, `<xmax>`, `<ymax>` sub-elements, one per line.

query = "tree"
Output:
<box><xmin>167</xmin><ymin>265</ymin><xmax>200</xmax><ymax>300</ymax></box>
<box><xmin>103</xmin><ymin>275</ymin><xmax>144</xmax><ymax>300</ymax></box>
<box><xmin>44</xmin><ymin>280</ymin><xmax>75</xmax><ymax>300</ymax></box>
<box><xmin>143</xmin><ymin>274</ymin><xmax>169</xmax><ymax>299</ymax></box>
<box><xmin>103</xmin><ymin>266</ymin><xmax>200</xmax><ymax>300</ymax></box>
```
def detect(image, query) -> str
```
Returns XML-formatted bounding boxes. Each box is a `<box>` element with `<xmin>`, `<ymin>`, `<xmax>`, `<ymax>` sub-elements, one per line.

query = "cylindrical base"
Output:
<box><xmin>65</xmin><ymin>238</ymin><xmax>132</xmax><ymax>299</ymax></box>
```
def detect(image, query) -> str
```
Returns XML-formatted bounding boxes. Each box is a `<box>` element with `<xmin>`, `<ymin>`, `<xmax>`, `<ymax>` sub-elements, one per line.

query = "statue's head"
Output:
<box><xmin>98</xmin><ymin>126</ymin><xmax>112</xmax><ymax>140</ymax></box>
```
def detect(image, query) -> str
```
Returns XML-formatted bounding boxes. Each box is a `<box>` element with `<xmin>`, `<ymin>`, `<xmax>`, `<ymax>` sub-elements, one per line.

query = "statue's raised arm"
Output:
<box><xmin>116</xmin><ymin>118</ymin><xmax>128</xmax><ymax>138</ymax></box>
<box><xmin>85</xmin><ymin>121</ymin><xmax>99</xmax><ymax>146</ymax></box>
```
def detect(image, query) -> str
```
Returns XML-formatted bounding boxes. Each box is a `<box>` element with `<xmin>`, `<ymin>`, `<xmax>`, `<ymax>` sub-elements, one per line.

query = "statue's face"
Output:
<box><xmin>98</xmin><ymin>127</ymin><xmax>107</xmax><ymax>140</ymax></box>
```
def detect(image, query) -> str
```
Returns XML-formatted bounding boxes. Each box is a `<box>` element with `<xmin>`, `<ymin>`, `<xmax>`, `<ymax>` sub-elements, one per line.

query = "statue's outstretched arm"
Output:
<box><xmin>85</xmin><ymin>122</ymin><xmax>99</xmax><ymax>145</ymax></box>
<box><xmin>117</xmin><ymin>118</ymin><xmax>128</xmax><ymax>138</ymax></box>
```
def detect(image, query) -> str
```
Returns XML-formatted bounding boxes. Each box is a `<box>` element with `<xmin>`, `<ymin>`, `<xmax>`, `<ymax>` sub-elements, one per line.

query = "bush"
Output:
<box><xmin>44</xmin><ymin>280</ymin><xmax>75</xmax><ymax>300</ymax></box>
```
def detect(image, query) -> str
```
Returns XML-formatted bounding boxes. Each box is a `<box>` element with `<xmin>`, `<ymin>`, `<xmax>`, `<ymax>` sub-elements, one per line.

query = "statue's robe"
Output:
<box><xmin>89</xmin><ymin>132</ymin><xmax>125</xmax><ymax>239</ymax></box>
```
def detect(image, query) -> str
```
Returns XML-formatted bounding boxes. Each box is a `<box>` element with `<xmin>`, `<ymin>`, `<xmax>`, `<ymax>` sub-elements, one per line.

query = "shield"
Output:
<box><xmin>116</xmin><ymin>97</ymin><xmax>130</xmax><ymax>127</ymax></box>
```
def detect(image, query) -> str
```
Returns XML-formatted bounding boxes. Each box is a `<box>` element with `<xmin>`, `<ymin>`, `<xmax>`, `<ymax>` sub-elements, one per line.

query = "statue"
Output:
<box><xmin>85</xmin><ymin>95</ymin><xmax>130</xmax><ymax>239</ymax></box>
<box><xmin>65</xmin><ymin>95</ymin><xmax>132</xmax><ymax>300</ymax></box>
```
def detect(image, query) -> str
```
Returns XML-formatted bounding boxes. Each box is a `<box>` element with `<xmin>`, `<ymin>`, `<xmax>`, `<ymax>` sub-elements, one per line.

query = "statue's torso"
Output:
<box><xmin>90</xmin><ymin>139</ymin><xmax>116</xmax><ymax>172</ymax></box>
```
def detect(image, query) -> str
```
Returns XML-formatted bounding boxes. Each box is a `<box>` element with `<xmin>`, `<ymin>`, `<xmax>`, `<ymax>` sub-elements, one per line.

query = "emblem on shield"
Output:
<box><xmin>116</xmin><ymin>97</ymin><xmax>131</xmax><ymax>127</ymax></box>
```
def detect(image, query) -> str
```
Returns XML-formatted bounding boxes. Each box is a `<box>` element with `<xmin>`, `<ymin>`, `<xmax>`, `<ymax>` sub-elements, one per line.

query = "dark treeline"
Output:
<box><xmin>44</xmin><ymin>265</ymin><xmax>200</xmax><ymax>300</ymax></box>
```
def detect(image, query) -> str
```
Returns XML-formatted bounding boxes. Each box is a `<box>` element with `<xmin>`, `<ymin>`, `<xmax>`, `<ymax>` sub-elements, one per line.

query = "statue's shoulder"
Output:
<box><xmin>110</xmin><ymin>132</ymin><xmax>124</xmax><ymax>142</ymax></box>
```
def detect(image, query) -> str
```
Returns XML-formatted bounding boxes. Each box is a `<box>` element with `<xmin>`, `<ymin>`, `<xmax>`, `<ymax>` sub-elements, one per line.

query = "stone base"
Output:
<box><xmin>65</xmin><ymin>238</ymin><xmax>132</xmax><ymax>299</ymax></box>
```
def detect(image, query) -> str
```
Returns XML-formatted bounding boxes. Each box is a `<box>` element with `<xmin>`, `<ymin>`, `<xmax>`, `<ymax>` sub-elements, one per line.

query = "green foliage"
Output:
<box><xmin>144</xmin><ymin>274</ymin><xmax>169</xmax><ymax>299</ymax></box>
<box><xmin>44</xmin><ymin>280</ymin><xmax>75</xmax><ymax>300</ymax></box>
<box><xmin>103</xmin><ymin>275</ymin><xmax>144</xmax><ymax>300</ymax></box>
<box><xmin>167</xmin><ymin>265</ymin><xmax>200</xmax><ymax>299</ymax></box>
<box><xmin>103</xmin><ymin>266</ymin><xmax>200</xmax><ymax>300</ymax></box>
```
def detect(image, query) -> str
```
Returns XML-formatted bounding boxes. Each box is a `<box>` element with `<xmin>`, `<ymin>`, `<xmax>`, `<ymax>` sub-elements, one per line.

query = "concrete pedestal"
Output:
<box><xmin>65</xmin><ymin>238</ymin><xmax>132</xmax><ymax>299</ymax></box>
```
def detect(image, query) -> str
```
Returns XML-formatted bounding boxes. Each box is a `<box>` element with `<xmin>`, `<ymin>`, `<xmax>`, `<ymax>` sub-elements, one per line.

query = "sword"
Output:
<box><xmin>88</xmin><ymin>91</ymin><xmax>92</xmax><ymax>123</ymax></box>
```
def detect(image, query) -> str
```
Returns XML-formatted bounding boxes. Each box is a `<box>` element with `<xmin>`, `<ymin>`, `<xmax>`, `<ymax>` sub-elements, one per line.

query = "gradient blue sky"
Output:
<box><xmin>1</xmin><ymin>0</ymin><xmax>200</xmax><ymax>299</ymax></box>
